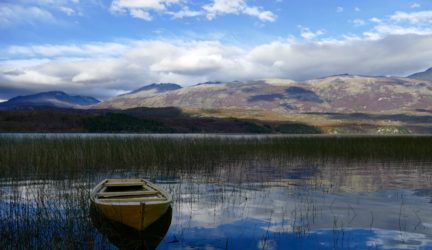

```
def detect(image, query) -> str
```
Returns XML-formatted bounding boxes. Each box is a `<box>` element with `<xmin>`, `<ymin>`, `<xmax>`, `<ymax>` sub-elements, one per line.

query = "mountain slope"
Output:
<box><xmin>0</xmin><ymin>91</ymin><xmax>100</xmax><ymax>109</ymax></box>
<box><xmin>127</xmin><ymin>83</ymin><xmax>182</xmax><ymax>95</ymax></box>
<box><xmin>408</xmin><ymin>68</ymin><xmax>432</xmax><ymax>80</ymax></box>
<box><xmin>95</xmin><ymin>75</ymin><xmax>432</xmax><ymax>114</ymax></box>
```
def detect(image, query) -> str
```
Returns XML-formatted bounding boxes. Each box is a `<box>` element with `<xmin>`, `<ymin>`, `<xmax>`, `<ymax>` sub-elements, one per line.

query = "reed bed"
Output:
<box><xmin>1</xmin><ymin>135</ymin><xmax>432</xmax><ymax>178</ymax></box>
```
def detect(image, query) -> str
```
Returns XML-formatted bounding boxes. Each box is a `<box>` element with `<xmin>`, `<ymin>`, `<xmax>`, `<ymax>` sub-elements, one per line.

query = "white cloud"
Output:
<box><xmin>203</xmin><ymin>0</ymin><xmax>247</xmax><ymax>18</ymax></box>
<box><xmin>6</xmin><ymin>42</ymin><xmax>130</xmax><ymax>58</ymax></box>
<box><xmin>111</xmin><ymin>0</ymin><xmax>179</xmax><ymax>11</ymax></box>
<box><xmin>129</xmin><ymin>8</ymin><xmax>152</xmax><ymax>20</ymax></box>
<box><xmin>371</xmin><ymin>24</ymin><xmax>432</xmax><ymax>36</ymax></box>
<box><xmin>167</xmin><ymin>7</ymin><xmax>202</xmax><ymax>19</ymax></box>
<box><xmin>110</xmin><ymin>0</ymin><xmax>276</xmax><ymax>22</ymax></box>
<box><xmin>243</xmin><ymin>6</ymin><xmax>275</xmax><ymax>22</ymax></box>
<box><xmin>203</xmin><ymin>0</ymin><xmax>276</xmax><ymax>22</ymax></box>
<box><xmin>354</xmin><ymin>7</ymin><xmax>360</xmax><ymax>12</ymax></box>
<box><xmin>0</xmin><ymin>3</ymin><xmax>56</xmax><ymax>27</ymax></box>
<box><xmin>7</xmin><ymin>0</ymin><xmax>77</xmax><ymax>5</ymax></box>
<box><xmin>298</xmin><ymin>26</ymin><xmax>324</xmax><ymax>40</ymax></box>
<box><xmin>0</xmin><ymin>1</ymin><xmax>89</xmax><ymax>27</ymax></box>
<box><xmin>352</xmin><ymin>19</ymin><xmax>366</xmax><ymax>26</ymax></box>
<box><xmin>390</xmin><ymin>10</ymin><xmax>432</xmax><ymax>24</ymax></box>
<box><xmin>0</xmin><ymin>59</ymin><xmax>51</xmax><ymax>71</ymax></box>
<box><xmin>3</xmin><ymin>70</ymin><xmax>62</xmax><ymax>85</ymax></box>
<box><xmin>411</xmin><ymin>3</ymin><xmax>421</xmax><ymax>8</ymax></box>
<box><xmin>370</xmin><ymin>17</ymin><xmax>382</xmax><ymax>23</ymax></box>
<box><xmin>336</xmin><ymin>6</ymin><xmax>343</xmax><ymax>13</ymax></box>
<box><xmin>363</xmin><ymin>10</ymin><xmax>432</xmax><ymax>39</ymax></box>
<box><xmin>110</xmin><ymin>0</ymin><xmax>181</xmax><ymax>20</ymax></box>
<box><xmin>59</xmin><ymin>6</ymin><xmax>76</xmax><ymax>16</ymax></box>
<box><xmin>109</xmin><ymin>0</ymin><xmax>275</xmax><ymax>22</ymax></box>
<box><xmin>2</xmin><ymin>33</ymin><xmax>432</xmax><ymax>99</ymax></box>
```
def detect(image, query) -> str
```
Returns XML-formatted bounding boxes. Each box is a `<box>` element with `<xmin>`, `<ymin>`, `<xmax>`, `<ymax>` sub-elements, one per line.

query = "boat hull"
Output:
<box><xmin>94</xmin><ymin>202</ymin><xmax>170</xmax><ymax>231</ymax></box>
<box><xmin>90</xmin><ymin>179</ymin><xmax>172</xmax><ymax>231</ymax></box>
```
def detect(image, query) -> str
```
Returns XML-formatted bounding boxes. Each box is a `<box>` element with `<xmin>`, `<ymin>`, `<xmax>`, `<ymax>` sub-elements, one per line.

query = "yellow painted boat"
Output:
<box><xmin>90</xmin><ymin>179</ymin><xmax>172</xmax><ymax>231</ymax></box>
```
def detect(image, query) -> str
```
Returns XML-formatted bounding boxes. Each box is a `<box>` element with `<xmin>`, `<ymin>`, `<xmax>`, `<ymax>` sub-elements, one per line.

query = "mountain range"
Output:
<box><xmin>0</xmin><ymin>91</ymin><xmax>99</xmax><ymax>109</ymax></box>
<box><xmin>95</xmin><ymin>75</ymin><xmax>432</xmax><ymax>114</ymax></box>
<box><xmin>2</xmin><ymin>68</ymin><xmax>432</xmax><ymax>134</ymax></box>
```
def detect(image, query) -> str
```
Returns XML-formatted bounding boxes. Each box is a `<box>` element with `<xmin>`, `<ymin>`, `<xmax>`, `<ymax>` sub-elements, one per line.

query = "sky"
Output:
<box><xmin>1</xmin><ymin>0</ymin><xmax>432</xmax><ymax>100</ymax></box>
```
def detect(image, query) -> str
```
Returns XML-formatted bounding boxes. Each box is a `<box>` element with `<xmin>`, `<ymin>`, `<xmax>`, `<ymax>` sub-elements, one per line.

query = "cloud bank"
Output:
<box><xmin>1</xmin><ymin>32</ymin><xmax>432</xmax><ymax>100</ymax></box>
<box><xmin>110</xmin><ymin>0</ymin><xmax>276</xmax><ymax>22</ymax></box>
<box><xmin>1</xmin><ymin>7</ymin><xmax>432</xmax><ymax>100</ymax></box>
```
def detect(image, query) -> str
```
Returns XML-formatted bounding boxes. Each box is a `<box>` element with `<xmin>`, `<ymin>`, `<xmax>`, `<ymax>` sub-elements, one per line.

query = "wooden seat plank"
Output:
<box><xmin>97</xmin><ymin>190</ymin><xmax>159</xmax><ymax>198</ymax></box>
<box><xmin>100</xmin><ymin>197</ymin><xmax>167</xmax><ymax>202</ymax></box>
<box><xmin>104</xmin><ymin>182</ymin><xmax>144</xmax><ymax>187</ymax></box>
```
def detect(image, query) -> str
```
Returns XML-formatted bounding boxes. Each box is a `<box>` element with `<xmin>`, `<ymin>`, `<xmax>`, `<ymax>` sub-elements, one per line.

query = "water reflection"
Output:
<box><xmin>1</xmin><ymin>160</ymin><xmax>431</xmax><ymax>249</ymax></box>
<box><xmin>156</xmin><ymin>161</ymin><xmax>432</xmax><ymax>249</ymax></box>
<box><xmin>163</xmin><ymin>183</ymin><xmax>432</xmax><ymax>249</ymax></box>
<box><xmin>90</xmin><ymin>205</ymin><xmax>172</xmax><ymax>250</ymax></box>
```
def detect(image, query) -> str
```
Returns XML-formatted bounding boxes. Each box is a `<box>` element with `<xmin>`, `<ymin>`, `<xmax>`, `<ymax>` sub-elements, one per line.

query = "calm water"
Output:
<box><xmin>1</xmin><ymin>135</ymin><xmax>431</xmax><ymax>249</ymax></box>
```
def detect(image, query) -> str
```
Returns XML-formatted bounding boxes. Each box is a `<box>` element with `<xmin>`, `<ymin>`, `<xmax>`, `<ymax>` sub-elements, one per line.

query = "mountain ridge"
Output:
<box><xmin>408</xmin><ymin>67</ymin><xmax>432</xmax><ymax>80</ymax></box>
<box><xmin>0</xmin><ymin>91</ymin><xmax>100</xmax><ymax>109</ymax></box>
<box><xmin>94</xmin><ymin>75</ymin><xmax>432</xmax><ymax>115</ymax></box>
<box><xmin>126</xmin><ymin>83</ymin><xmax>182</xmax><ymax>95</ymax></box>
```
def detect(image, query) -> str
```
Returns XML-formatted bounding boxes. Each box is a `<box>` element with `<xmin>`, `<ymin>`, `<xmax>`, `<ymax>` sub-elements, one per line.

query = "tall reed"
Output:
<box><xmin>1</xmin><ymin>135</ymin><xmax>431</xmax><ymax>179</ymax></box>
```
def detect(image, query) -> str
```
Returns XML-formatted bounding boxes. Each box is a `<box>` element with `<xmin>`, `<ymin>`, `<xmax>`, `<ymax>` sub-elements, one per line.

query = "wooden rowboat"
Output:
<box><xmin>90</xmin><ymin>179</ymin><xmax>172</xmax><ymax>231</ymax></box>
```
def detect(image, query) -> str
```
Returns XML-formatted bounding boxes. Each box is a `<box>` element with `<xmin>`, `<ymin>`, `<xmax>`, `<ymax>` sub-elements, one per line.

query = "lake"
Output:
<box><xmin>0</xmin><ymin>134</ymin><xmax>431</xmax><ymax>249</ymax></box>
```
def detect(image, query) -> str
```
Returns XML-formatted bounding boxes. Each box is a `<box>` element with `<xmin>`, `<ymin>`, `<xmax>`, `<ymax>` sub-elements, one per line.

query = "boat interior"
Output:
<box><xmin>96</xmin><ymin>180</ymin><xmax>168</xmax><ymax>202</ymax></box>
